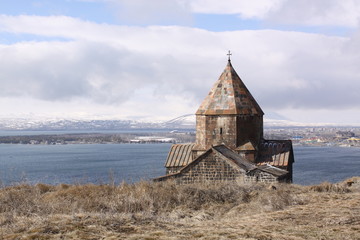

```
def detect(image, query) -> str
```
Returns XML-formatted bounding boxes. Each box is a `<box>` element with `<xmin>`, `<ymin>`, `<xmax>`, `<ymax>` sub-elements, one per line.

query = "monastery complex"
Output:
<box><xmin>155</xmin><ymin>55</ymin><xmax>294</xmax><ymax>183</ymax></box>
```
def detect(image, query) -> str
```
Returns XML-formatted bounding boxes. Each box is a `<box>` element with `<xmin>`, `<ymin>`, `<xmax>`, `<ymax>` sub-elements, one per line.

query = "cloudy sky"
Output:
<box><xmin>0</xmin><ymin>0</ymin><xmax>360</xmax><ymax>124</ymax></box>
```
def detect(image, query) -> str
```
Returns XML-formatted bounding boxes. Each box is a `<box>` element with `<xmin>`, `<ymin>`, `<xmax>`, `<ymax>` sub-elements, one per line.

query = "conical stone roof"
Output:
<box><xmin>196</xmin><ymin>60</ymin><xmax>264</xmax><ymax>116</ymax></box>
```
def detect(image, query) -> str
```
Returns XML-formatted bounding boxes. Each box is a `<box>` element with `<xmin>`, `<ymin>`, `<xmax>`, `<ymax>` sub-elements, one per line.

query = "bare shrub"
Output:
<box><xmin>0</xmin><ymin>184</ymin><xmax>42</xmax><ymax>215</ymax></box>
<box><xmin>36</xmin><ymin>183</ymin><xmax>55</xmax><ymax>194</ymax></box>
<box><xmin>309</xmin><ymin>182</ymin><xmax>351</xmax><ymax>193</ymax></box>
<box><xmin>258</xmin><ymin>189</ymin><xmax>295</xmax><ymax>210</ymax></box>
<box><xmin>0</xmin><ymin>180</ymin><xmax>345</xmax><ymax>220</ymax></box>
<box><xmin>176</xmin><ymin>182</ymin><xmax>255</xmax><ymax>210</ymax></box>
<box><xmin>1</xmin><ymin>178</ymin><xmax>359</xmax><ymax>239</ymax></box>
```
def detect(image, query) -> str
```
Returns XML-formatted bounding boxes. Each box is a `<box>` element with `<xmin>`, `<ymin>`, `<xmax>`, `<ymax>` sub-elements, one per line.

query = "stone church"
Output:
<box><xmin>154</xmin><ymin>55</ymin><xmax>294</xmax><ymax>183</ymax></box>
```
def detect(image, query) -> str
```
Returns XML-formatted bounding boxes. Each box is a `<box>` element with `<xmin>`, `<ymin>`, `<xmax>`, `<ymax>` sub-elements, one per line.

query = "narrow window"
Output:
<box><xmin>220</xmin><ymin>128</ymin><xmax>223</xmax><ymax>135</ymax></box>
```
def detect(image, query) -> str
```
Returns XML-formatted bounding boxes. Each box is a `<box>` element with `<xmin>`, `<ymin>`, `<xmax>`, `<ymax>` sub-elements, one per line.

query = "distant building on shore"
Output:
<box><xmin>130</xmin><ymin>136</ymin><xmax>175</xmax><ymax>144</ymax></box>
<box><xmin>155</xmin><ymin>54</ymin><xmax>294</xmax><ymax>183</ymax></box>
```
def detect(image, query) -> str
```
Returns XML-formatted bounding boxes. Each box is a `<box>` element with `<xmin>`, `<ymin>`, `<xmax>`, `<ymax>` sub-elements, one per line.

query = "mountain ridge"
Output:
<box><xmin>0</xmin><ymin>114</ymin><xmax>358</xmax><ymax>131</ymax></box>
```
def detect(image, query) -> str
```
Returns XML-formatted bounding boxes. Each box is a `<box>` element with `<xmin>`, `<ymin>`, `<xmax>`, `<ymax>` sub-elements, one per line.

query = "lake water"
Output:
<box><xmin>0</xmin><ymin>143</ymin><xmax>359</xmax><ymax>186</ymax></box>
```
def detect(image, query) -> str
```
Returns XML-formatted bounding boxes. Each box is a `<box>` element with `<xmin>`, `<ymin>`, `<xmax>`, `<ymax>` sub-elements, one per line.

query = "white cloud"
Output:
<box><xmin>267</xmin><ymin>0</ymin><xmax>360</xmax><ymax>27</ymax></box>
<box><xmin>85</xmin><ymin>0</ymin><xmax>192</xmax><ymax>25</ymax></box>
<box><xmin>190</xmin><ymin>0</ymin><xmax>360</xmax><ymax>27</ymax></box>
<box><xmin>76</xmin><ymin>0</ymin><xmax>360</xmax><ymax>27</ymax></box>
<box><xmin>0</xmin><ymin>41</ymin><xmax>139</xmax><ymax>103</ymax></box>
<box><xmin>0</xmin><ymin>15</ymin><xmax>360</xmax><ymax>122</ymax></box>
<box><xmin>125</xmin><ymin>0</ymin><xmax>190</xmax><ymax>24</ymax></box>
<box><xmin>79</xmin><ymin>0</ymin><xmax>282</xmax><ymax>19</ymax></box>
<box><xmin>190</xmin><ymin>0</ymin><xmax>283</xmax><ymax>18</ymax></box>
<box><xmin>74</xmin><ymin>0</ymin><xmax>360</xmax><ymax>27</ymax></box>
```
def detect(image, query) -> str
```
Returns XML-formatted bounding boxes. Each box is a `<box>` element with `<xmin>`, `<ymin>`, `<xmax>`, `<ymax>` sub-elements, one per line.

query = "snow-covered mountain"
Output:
<box><xmin>0</xmin><ymin>114</ymin><xmax>357</xmax><ymax>131</ymax></box>
<box><xmin>160</xmin><ymin>114</ymin><xmax>196</xmax><ymax>129</ymax></box>
<box><xmin>0</xmin><ymin>116</ymin><xmax>194</xmax><ymax>131</ymax></box>
<box><xmin>161</xmin><ymin>114</ymin><xmax>360</xmax><ymax>128</ymax></box>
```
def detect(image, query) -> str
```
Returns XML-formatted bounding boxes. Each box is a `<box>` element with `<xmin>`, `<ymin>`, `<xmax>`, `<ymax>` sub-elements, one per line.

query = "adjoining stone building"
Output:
<box><xmin>154</xmin><ymin>56</ymin><xmax>294</xmax><ymax>183</ymax></box>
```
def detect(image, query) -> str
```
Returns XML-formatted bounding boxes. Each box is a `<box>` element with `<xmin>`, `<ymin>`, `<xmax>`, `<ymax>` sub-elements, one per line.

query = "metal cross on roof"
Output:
<box><xmin>227</xmin><ymin>50</ymin><xmax>232</xmax><ymax>61</ymax></box>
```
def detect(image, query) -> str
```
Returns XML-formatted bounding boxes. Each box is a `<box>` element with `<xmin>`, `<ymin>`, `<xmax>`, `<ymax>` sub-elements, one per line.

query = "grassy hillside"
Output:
<box><xmin>1</xmin><ymin>178</ymin><xmax>359</xmax><ymax>240</ymax></box>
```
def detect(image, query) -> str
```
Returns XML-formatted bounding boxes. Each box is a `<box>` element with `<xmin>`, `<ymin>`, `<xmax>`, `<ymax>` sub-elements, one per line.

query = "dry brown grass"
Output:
<box><xmin>0</xmin><ymin>177</ymin><xmax>359</xmax><ymax>240</ymax></box>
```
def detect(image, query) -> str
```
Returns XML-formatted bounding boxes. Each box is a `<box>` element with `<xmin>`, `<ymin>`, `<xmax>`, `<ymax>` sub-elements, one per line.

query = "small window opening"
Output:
<box><xmin>220</xmin><ymin>128</ymin><xmax>223</xmax><ymax>135</ymax></box>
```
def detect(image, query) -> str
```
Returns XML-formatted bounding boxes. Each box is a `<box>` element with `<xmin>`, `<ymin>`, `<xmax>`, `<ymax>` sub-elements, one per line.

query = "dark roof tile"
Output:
<box><xmin>212</xmin><ymin>145</ymin><xmax>256</xmax><ymax>171</ymax></box>
<box><xmin>165</xmin><ymin>143</ymin><xmax>195</xmax><ymax>167</ymax></box>
<box><xmin>196</xmin><ymin>60</ymin><xmax>263</xmax><ymax>116</ymax></box>
<box><xmin>257</xmin><ymin>140</ymin><xmax>294</xmax><ymax>167</ymax></box>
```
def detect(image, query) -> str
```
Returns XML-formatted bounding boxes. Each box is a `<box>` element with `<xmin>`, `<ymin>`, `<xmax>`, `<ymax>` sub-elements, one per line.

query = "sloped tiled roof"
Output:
<box><xmin>257</xmin><ymin>164</ymin><xmax>289</xmax><ymax>177</ymax></box>
<box><xmin>235</xmin><ymin>141</ymin><xmax>256</xmax><ymax>151</ymax></box>
<box><xmin>212</xmin><ymin>145</ymin><xmax>256</xmax><ymax>171</ymax></box>
<box><xmin>164</xmin><ymin>143</ymin><xmax>195</xmax><ymax>167</ymax></box>
<box><xmin>257</xmin><ymin>140</ymin><xmax>294</xmax><ymax>167</ymax></box>
<box><xmin>156</xmin><ymin>146</ymin><xmax>246</xmax><ymax>181</ymax></box>
<box><xmin>156</xmin><ymin>144</ymin><xmax>288</xmax><ymax>182</ymax></box>
<box><xmin>196</xmin><ymin>60</ymin><xmax>264</xmax><ymax>116</ymax></box>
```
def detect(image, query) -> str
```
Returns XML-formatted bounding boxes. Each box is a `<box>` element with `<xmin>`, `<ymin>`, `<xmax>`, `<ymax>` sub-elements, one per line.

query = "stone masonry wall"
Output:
<box><xmin>168</xmin><ymin>151</ymin><xmax>282</xmax><ymax>184</ymax></box>
<box><xmin>195</xmin><ymin>115</ymin><xmax>237</xmax><ymax>151</ymax></box>
<box><xmin>195</xmin><ymin>115</ymin><xmax>264</xmax><ymax>154</ymax></box>
<box><xmin>166</xmin><ymin>167</ymin><xmax>183</xmax><ymax>175</ymax></box>
<box><xmin>244</xmin><ymin>170</ymin><xmax>278</xmax><ymax>183</ymax></box>
<box><xmin>194</xmin><ymin>115</ymin><xmax>206</xmax><ymax>150</ymax></box>
<box><xmin>236</xmin><ymin>115</ymin><xmax>263</xmax><ymax>147</ymax></box>
<box><xmin>175</xmin><ymin>152</ymin><xmax>244</xmax><ymax>184</ymax></box>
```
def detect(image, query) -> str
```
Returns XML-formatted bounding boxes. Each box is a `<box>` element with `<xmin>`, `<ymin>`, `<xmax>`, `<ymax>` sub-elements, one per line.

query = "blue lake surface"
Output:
<box><xmin>0</xmin><ymin>143</ymin><xmax>359</xmax><ymax>186</ymax></box>
<box><xmin>0</xmin><ymin>144</ymin><xmax>169</xmax><ymax>185</ymax></box>
<box><xmin>293</xmin><ymin>146</ymin><xmax>360</xmax><ymax>185</ymax></box>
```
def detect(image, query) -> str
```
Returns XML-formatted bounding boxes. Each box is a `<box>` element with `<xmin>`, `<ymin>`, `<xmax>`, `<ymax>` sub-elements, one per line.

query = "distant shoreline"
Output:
<box><xmin>0</xmin><ymin>133</ymin><xmax>358</xmax><ymax>148</ymax></box>
<box><xmin>0</xmin><ymin>132</ymin><xmax>190</xmax><ymax>145</ymax></box>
